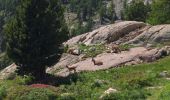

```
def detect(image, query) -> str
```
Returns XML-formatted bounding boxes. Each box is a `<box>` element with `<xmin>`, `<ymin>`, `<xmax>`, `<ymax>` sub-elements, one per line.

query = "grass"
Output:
<box><xmin>78</xmin><ymin>43</ymin><xmax>106</xmax><ymax>57</ymax></box>
<box><xmin>119</xmin><ymin>44</ymin><xmax>136</xmax><ymax>51</ymax></box>
<box><xmin>56</xmin><ymin>56</ymin><xmax>170</xmax><ymax>99</ymax></box>
<box><xmin>1</xmin><ymin>56</ymin><xmax>170</xmax><ymax>99</ymax></box>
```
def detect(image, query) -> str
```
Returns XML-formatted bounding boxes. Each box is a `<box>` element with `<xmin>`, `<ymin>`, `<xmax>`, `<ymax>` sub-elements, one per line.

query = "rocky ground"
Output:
<box><xmin>51</xmin><ymin>21</ymin><xmax>170</xmax><ymax>77</ymax></box>
<box><xmin>1</xmin><ymin>21</ymin><xmax>170</xmax><ymax>79</ymax></box>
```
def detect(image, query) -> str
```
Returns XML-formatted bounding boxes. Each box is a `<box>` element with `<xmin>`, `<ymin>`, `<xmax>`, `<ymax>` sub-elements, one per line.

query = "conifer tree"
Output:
<box><xmin>147</xmin><ymin>0</ymin><xmax>170</xmax><ymax>25</ymax></box>
<box><xmin>4</xmin><ymin>0</ymin><xmax>68</xmax><ymax>78</ymax></box>
<box><xmin>124</xmin><ymin>0</ymin><xmax>150</xmax><ymax>22</ymax></box>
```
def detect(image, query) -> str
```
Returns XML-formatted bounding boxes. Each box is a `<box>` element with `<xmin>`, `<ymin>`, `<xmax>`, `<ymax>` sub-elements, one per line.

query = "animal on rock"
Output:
<box><xmin>92</xmin><ymin>57</ymin><xmax>103</xmax><ymax>66</ymax></box>
<box><xmin>66</xmin><ymin>65</ymin><xmax>77</xmax><ymax>73</ymax></box>
<box><xmin>111</xmin><ymin>44</ymin><xmax>121</xmax><ymax>53</ymax></box>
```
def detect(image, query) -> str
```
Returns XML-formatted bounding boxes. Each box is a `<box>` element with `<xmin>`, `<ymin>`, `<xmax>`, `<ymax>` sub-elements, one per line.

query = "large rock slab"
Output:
<box><xmin>126</xmin><ymin>25</ymin><xmax>170</xmax><ymax>45</ymax></box>
<box><xmin>65</xmin><ymin>21</ymin><xmax>170</xmax><ymax>46</ymax></box>
<box><xmin>56</xmin><ymin>46</ymin><xmax>170</xmax><ymax>77</ymax></box>
<box><xmin>64</xmin><ymin>21</ymin><xmax>146</xmax><ymax>46</ymax></box>
<box><xmin>56</xmin><ymin>47</ymin><xmax>147</xmax><ymax>77</ymax></box>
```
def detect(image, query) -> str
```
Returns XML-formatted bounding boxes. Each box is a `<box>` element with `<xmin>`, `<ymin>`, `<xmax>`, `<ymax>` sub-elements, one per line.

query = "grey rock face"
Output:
<box><xmin>64</xmin><ymin>21</ymin><xmax>146</xmax><ymax>46</ymax></box>
<box><xmin>127</xmin><ymin>25</ymin><xmax>170</xmax><ymax>45</ymax></box>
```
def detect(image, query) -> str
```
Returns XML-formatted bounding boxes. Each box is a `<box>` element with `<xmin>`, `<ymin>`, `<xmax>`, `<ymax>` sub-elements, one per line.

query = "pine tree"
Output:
<box><xmin>99</xmin><ymin>3</ymin><xmax>105</xmax><ymax>24</ymax></box>
<box><xmin>4</xmin><ymin>0</ymin><xmax>68</xmax><ymax>78</ymax></box>
<box><xmin>108</xmin><ymin>1</ymin><xmax>116</xmax><ymax>23</ymax></box>
<box><xmin>147</xmin><ymin>0</ymin><xmax>170</xmax><ymax>25</ymax></box>
<box><xmin>124</xmin><ymin>0</ymin><xmax>150</xmax><ymax>22</ymax></box>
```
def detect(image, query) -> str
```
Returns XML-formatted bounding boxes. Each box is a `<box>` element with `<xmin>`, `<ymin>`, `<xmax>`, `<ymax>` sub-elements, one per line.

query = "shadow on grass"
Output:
<box><xmin>33</xmin><ymin>73</ymin><xmax>80</xmax><ymax>86</ymax></box>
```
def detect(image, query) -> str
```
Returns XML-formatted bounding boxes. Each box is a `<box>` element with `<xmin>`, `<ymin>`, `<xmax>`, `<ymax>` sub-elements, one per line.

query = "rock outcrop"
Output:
<box><xmin>56</xmin><ymin>46</ymin><xmax>170</xmax><ymax>77</ymax></box>
<box><xmin>126</xmin><ymin>25</ymin><xmax>170</xmax><ymax>45</ymax></box>
<box><xmin>64</xmin><ymin>21</ymin><xmax>146</xmax><ymax>46</ymax></box>
<box><xmin>0</xmin><ymin>63</ymin><xmax>17</xmax><ymax>80</ymax></box>
<box><xmin>65</xmin><ymin>21</ymin><xmax>170</xmax><ymax>47</ymax></box>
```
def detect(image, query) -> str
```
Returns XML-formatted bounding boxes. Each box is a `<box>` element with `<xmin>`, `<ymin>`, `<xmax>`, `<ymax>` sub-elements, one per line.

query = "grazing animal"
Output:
<box><xmin>92</xmin><ymin>57</ymin><xmax>103</xmax><ymax>65</ymax></box>
<box><xmin>139</xmin><ymin>56</ymin><xmax>156</xmax><ymax>63</ymax></box>
<box><xmin>66</xmin><ymin>65</ymin><xmax>77</xmax><ymax>73</ymax></box>
<box><xmin>111</xmin><ymin>44</ymin><xmax>121</xmax><ymax>53</ymax></box>
<box><xmin>67</xmin><ymin>48</ymin><xmax>75</xmax><ymax>54</ymax></box>
<box><xmin>67</xmin><ymin>48</ymin><xmax>81</xmax><ymax>55</ymax></box>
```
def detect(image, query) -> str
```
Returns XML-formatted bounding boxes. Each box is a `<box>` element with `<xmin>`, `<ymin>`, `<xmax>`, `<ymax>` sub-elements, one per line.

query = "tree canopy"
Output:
<box><xmin>4</xmin><ymin>0</ymin><xmax>68</xmax><ymax>78</ymax></box>
<box><xmin>124</xmin><ymin>0</ymin><xmax>150</xmax><ymax>22</ymax></box>
<box><xmin>147</xmin><ymin>0</ymin><xmax>170</xmax><ymax>25</ymax></box>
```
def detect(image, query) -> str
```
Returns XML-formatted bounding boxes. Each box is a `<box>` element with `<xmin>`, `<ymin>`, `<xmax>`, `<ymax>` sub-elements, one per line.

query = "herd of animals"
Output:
<box><xmin>65</xmin><ymin>43</ymin><xmax>170</xmax><ymax>74</ymax></box>
<box><xmin>65</xmin><ymin>43</ymin><xmax>122</xmax><ymax>74</ymax></box>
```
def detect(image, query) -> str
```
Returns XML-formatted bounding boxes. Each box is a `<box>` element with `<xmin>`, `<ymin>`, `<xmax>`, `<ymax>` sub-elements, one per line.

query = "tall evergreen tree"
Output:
<box><xmin>4</xmin><ymin>0</ymin><xmax>68</xmax><ymax>78</ymax></box>
<box><xmin>147</xmin><ymin>0</ymin><xmax>170</xmax><ymax>25</ymax></box>
<box><xmin>124</xmin><ymin>0</ymin><xmax>150</xmax><ymax>22</ymax></box>
<box><xmin>98</xmin><ymin>3</ymin><xmax>105</xmax><ymax>24</ymax></box>
<box><xmin>107</xmin><ymin>1</ymin><xmax>116</xmax><ymax>23</ymax></box>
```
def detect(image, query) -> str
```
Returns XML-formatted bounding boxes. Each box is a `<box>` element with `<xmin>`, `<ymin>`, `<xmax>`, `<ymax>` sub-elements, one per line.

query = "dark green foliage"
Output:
<box><xmin>65</xmin><ymin>0</ymin><xmax>116</xmax><ymax>37</ymax></box>
<box><xmin>0</xmin><ymin>0</ymin><xmax>19</xmax><ymax>31</ymax></box>
<box><xmin>4</xmin><ymin>0</ymin><xmax>68</xmax><ymax>78</ymax></box>
<box><xmin>69</xmin><ymin>0</ymin><xmax>101</xmax><ymax>21</ymax></box>
<box><xmin>124</xmin><ymin>0</ymin><xmax>151</xmax><ymax>22</ymax></box>
<box><xmin>0</xmin><ymin>0</ymin><xmax>19</xmax><ymax>52</ymax></box>
<box><xmin>70</xmin><ymin>19</ymin><xmax>93</xmax><ymax>37</ymax></box>
<box><xmin>147</xmin><ymin>0</ymin><xmax>170</xmax><ymax>25</ymax></box>
<box><xmin>107</xmin><ymin>1</ymin><xmax>116</xmax><ymax>23</ymax></box>
<box><xmin>0</xmin><ymin>53</ymin><xmax>12</xmax><ymax>70</ymax></box>
<box><xmin>98</xmin><ymin>4</ymin><xmax>105</xmax><ymax>24</ymax></box>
